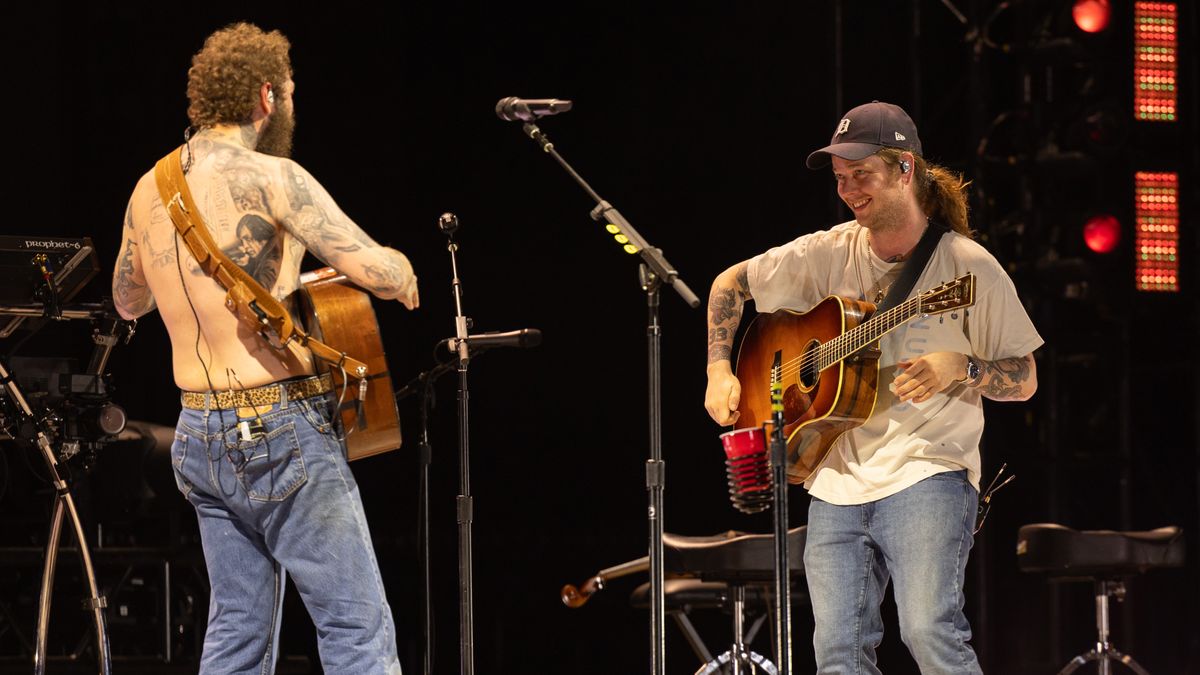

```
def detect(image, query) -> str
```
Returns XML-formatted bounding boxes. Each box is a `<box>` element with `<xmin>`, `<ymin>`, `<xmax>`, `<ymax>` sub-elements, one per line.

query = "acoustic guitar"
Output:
<box><xmin>296</xmin><ymin>267</ymin><xmax>402</xmax><ymax>461</ymax></box>
<box><xmin>732</xmin><ymin>274</ymin><xmax>975</xmax><ymax>484</ymax></box>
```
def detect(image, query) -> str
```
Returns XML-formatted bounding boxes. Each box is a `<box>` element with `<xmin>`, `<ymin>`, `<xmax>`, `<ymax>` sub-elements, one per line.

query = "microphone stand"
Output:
<box><xmin>768</xmin><ymin>353</ymin><xmax>792</xmax><ymax>675</ymax></box>
<box><xmin>440</xmin><ymin>213</ymin><xmax>478</xmax><ymax>675</ymax></box>
<box><xmin>395</xmin><ymin>359</ymin><xmax>456</xmax><ymax>675</ymax></box>
<box><xmin>513</xmin><ymin>120</ymin><xmax>701</xmax><ymax>675</ymax></box>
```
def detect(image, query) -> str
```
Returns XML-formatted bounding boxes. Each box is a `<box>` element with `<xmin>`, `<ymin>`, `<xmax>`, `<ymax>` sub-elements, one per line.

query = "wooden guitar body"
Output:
<box><xmin>296</xmin><ymin>267</ymin><xmax>402</xmax><ymax>461</ymax></box>
<box><xmin>734</xmin><ymin>296</ymin><xmax>881</xmax><ymax>484</ymax></box>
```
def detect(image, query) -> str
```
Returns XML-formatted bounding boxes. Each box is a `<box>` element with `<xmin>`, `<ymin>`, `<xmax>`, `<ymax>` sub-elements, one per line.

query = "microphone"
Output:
<box><xmin>495</xmin><ymin>97</ymin><xmax>573</xmax><ymax>122</ymax></box>
<box><xmin>438</xmin><ymin>212</ymin><xmax>459</xmax><ymax>236</ymax></box>
<box><xmin>460</xmin><ymin>328</ymin><xmax>542</xmax><ymax>350</ymax></box>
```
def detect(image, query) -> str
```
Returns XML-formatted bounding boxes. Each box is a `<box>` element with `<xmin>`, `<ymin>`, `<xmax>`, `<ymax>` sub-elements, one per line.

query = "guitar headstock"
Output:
<box><xmin>919</xmin><ymin>273</ymin><xmax>975</xmax><ymax>315</ymax></box>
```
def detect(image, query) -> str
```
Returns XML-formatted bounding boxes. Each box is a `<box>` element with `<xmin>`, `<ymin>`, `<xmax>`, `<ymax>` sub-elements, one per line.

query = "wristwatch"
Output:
<box><xmin>959</xmin><ymin>356</ymin><xmax>982</xmax><ymax>386</ymax></box>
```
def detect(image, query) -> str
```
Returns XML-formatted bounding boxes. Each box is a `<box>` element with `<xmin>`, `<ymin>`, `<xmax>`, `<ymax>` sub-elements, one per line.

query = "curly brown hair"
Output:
<box><xmin>186</xmin><ymin>23</ymin><xmax>291</xmax><ymax>129</ymax></box>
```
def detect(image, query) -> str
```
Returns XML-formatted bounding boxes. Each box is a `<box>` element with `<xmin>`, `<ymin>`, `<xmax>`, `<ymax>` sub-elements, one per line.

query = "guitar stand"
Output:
<box><xmin>0</xmin><ymin>356</ymin><xmax>112</xmax><ymax>675</ymax></box>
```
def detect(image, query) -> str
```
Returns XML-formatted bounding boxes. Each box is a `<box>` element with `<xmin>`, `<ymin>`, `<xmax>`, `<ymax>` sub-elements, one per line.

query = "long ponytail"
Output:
<box><xmin>877</xmin><ymin>148</ymin><xmax>974</xmax><ymax>239</ymax></box>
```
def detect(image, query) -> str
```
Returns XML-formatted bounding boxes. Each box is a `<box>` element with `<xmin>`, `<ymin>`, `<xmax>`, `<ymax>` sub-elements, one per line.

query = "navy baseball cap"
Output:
<box><xmin>805</xmin><ymin>101</ymin><xmax>922</xmax><ymax>169</ymax></box>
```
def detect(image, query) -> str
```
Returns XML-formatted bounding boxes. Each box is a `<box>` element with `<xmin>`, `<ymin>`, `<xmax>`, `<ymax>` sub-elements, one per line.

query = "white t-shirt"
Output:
<box><xmin>747</xmin><ymin>221</ymin><xmax>1043</xmax><ymax>505</ymax></box>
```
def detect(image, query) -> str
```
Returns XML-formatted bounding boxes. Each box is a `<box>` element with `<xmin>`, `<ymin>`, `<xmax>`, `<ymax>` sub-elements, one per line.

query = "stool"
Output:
<box><xmin>632</xmin><ymin>527</ymin><xmax>806</xmax><ymax>675</ymax></box>
<box><xmin>1017</xmin><ymin>523</ymin><xmax>1185</xmax><ymax>675</ymax></box>
<box><xmin>630</xmin><ymin>579</ymin><xmax>778</xmax><ymax>673</ymax></box>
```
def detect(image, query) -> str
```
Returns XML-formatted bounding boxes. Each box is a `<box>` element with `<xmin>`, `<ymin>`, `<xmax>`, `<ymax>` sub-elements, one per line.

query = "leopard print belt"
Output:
<box><xmin>180</xmin><ymin>373</ymin><xmax>334</xmax><ymax>411</ymax></box>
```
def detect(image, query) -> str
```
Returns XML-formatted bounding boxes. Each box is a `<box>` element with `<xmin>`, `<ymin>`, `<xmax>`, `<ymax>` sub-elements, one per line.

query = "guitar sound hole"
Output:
<box><xmin>798</xmin><ymin>340</ymin><xmax>820</xmax><ymax>389</ymax></box>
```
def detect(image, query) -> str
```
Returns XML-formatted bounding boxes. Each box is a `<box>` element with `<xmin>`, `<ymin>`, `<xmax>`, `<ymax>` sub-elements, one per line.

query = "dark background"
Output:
<box><xmin>1</xmin><ymin>1</ymin><xmax>1197</xmax><ymax>673</ymax></box>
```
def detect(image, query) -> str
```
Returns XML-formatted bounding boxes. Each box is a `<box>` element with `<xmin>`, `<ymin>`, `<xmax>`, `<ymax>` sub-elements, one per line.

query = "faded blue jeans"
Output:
<box><xmin>172</xmin><ymin>389</ymin><xmax>402</xmax><ymax>675</ymax></box>
<box><xmin>804</xmin><ymin>470</ymin><xmax>982</xmax><ymax>675</ymax></box>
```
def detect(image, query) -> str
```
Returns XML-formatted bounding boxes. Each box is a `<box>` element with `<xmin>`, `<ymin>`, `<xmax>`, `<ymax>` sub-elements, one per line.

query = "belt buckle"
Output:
<box><xmin>237</xmin><ymin>404</ymin><xmax>273</xmax><ymax>418</ymax></box>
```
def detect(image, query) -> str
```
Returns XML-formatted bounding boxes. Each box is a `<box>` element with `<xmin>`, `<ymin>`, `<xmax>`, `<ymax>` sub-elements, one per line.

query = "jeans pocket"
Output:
<box><xmin>171</xmin><ymin>431</ymin><xmax>195</xmax><ymax>499</ymax></box>
<box><xmin>233</xmin><ymin>422</ymin><xmax>307</xmax><ymax>502</ymax></box>
<box><xmin>300</xmin><ymin>399</ymin><xmax>335</xmax><ymax>436</ymax></box>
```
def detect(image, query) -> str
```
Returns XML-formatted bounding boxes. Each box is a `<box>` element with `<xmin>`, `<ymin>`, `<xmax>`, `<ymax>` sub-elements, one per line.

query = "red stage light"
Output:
<box><xmin>1074</xmin><ymin>0</ymin><xmax>1112</xmax><ymax>33</ymax></box>
<box><xmin>1083</xmin><ymin>214</ymin><xmax>1121</xmax><ymax>254</ymax></box>
<box><xmin>1134</xmin><ymin>2</ymin><xmax>1178</xmax><ymax>122</ymax></box>
<box><xmin>1134</xmin><ymin>171</ymin><xmax>1180</xmax><ymax>292</ymax></box>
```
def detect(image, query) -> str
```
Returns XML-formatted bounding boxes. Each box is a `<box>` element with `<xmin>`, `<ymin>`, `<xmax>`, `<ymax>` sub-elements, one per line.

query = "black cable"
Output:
<box><xmin>173</xmin><ymin>232</ymin><xmax>237</xmax><ymax>486</ymax></box>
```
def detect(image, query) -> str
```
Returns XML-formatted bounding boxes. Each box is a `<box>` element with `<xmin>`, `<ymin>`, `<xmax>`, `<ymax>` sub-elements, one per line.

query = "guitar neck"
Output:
<box><xmin>817</xmin><ymin>295</ymin><xmax>923</xmax><ymax>370</ymax></box>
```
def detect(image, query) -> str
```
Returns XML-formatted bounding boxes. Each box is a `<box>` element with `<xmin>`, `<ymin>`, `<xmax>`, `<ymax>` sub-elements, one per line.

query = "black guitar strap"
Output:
<box><xmin>875</xmin><ymin>220</ymin><xmax>949</xmax><ymax>314</ymax></box>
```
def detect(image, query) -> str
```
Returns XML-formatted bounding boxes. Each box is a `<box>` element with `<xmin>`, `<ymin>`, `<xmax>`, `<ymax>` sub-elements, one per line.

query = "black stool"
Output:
<box><xmin>632</xmin><ymin>527</ymin><xmax>806</xmax><ymax>675</ymax></box>
<box><xmin>630</xmin><ymin>579</ymin><xmax>777</xmax><ymax>673</ymax></box>
<box><xmin>1017</xmin><ymin>523</ymin><xmax>1185</xmax><ymax>675</ymax></box>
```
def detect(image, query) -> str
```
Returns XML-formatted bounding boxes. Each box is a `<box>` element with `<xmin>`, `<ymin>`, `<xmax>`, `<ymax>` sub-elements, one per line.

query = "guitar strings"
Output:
<box><xmin>774</xmin><ymin>295</ymin><xmax>922</xmax><ymax>381</ymax></box>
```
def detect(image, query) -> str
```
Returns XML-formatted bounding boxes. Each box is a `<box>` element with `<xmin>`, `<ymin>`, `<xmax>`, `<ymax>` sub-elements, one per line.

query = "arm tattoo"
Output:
<box><xmin>113</xmin><ymin>237</ymin><xmax>144</xmax><ymax>305</ymax></box>
<box><xmin>707</xmin><ymin>288</ymin><xmax>745</xmax><ymax>364</ymax></box>
<box><xmin>709</xmin><ymin>289</ymin><xmax>740</xmax><ymax>326</ymax></box>
<box><xmin>707</xmin><ymin>328</ymin><xmax>732</xmax><ymax>363</ymax></box>
<box><xmin>284</xmin><ymin>161</ymin><xmax>314</xmax><ymax>210</ymax></box>
<box><xmin>707</xmin><ymin>263</ymin><xmax>752</xmax><ymax>365</ymax></box>
<box><xmin>361</xmin><ymin>263</ymin><xmax>408</xmax><ymax>295</ymax></box>
<box><xmin>978</xmin><ymin>355</ymin><xmax>1033</xmax><ymax>400</ymax></box>
<box><xmin>114</xmin><ymin>204</ymin><xmax>155</xmax><ymax>317</ymax></box>
<box><xmin>281</xmin><ymin>163</ymin><xmax>378</xmax><ymax>265</ymax></box>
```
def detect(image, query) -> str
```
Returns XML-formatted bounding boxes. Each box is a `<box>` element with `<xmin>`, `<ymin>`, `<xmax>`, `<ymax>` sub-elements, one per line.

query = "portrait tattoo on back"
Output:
<box><xmin>222</xmin><ymin>213</ymin><xmax>282</xmax><ymax>289</ymax></box>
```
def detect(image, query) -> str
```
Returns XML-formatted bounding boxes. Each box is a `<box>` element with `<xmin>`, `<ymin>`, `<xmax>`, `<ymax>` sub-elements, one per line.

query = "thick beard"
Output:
<box><xmin>256</xmin><ymin>107</ymin><xmax>295</xmax><ymax>158</ymax></box>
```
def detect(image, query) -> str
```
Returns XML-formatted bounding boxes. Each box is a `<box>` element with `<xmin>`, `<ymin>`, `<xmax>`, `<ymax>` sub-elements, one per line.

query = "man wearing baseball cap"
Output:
<box><xmin>704</xmin><ymin>101</ymin><xmax>1042</xmax><ymax>673</ymax></box>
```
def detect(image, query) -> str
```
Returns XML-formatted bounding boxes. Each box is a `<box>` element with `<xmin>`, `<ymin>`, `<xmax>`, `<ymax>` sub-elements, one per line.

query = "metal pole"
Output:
<box><xmin>456</xmin><ymin>361</ymin><xmax>474</xmax><ymax>675</ymax></box>
<box><xmin>644</xmin><ymin>269</ymin><xmax>666</xmax><ymax>675</ymax></box>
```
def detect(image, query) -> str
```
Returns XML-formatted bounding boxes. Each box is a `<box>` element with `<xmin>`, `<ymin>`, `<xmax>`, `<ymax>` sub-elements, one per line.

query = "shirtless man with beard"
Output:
<box><xmin>113</xmin><ymin>22</ymin><xmax>415</xmax><ymax>675</ymax></box>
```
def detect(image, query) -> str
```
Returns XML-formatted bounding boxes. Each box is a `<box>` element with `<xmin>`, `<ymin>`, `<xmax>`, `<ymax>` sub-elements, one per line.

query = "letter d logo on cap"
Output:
<box><xmin>835</xmin><ymin>118</ymin><xmax>851</xmax><ymax>136</ymax></box>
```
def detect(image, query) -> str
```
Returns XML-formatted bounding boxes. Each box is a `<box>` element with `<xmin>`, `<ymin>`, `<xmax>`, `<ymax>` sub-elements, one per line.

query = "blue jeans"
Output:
<box><xmin>804</xmin><ymin>471</ymin><xmax>982</xmax><ymax>675</ymax></box>
<box><xmin>172</xmin><ymin>391</ymin><xmax>402</xmax><ymax>675</ymax></box>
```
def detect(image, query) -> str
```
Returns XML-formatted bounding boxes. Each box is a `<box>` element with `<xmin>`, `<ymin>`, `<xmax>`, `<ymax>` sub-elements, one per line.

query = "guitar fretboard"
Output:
<box><xmin>815</xmin><ymin>295</ymin><xmax>924</xmax><ymax>371</ymax></box>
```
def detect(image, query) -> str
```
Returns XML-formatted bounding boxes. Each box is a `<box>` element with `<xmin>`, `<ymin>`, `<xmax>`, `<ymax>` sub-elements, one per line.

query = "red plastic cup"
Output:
<box><xmin>720</xmin><ymin>427</ymin><xmax>766</xmax><ymax>460</ymax></box>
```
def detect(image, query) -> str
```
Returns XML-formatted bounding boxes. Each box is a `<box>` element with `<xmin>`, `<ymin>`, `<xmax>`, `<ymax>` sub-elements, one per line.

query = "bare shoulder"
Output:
<box><xmin>125</xmin><ymin>170</ymin><xmax>160</xmax><ymax>227</ymax></box>
<box><xmin>272</xmin><ymin>157</ymin><xmax>323</xmax><ymax>210</ymax></box>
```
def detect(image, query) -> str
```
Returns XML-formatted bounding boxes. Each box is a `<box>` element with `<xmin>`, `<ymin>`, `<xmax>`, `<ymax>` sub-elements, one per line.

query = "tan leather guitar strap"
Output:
<box><xmin>152</xmin><ymin>146</ymin><xmax>368</xmax><ymax>379</ymax></box>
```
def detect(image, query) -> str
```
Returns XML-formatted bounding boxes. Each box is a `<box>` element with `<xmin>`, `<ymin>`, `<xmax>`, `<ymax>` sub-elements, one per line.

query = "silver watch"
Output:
<box><xmin>961</xmin><ymin>356</ymin><xmax>982</xmax><ymax>386</ymax></box>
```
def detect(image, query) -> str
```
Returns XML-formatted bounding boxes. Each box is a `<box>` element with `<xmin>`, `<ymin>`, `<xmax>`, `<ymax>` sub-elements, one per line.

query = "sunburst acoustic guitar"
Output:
<box><xmin>731</xmin><ymin>274</ymin><xmax>975</xmax><ymax>484</ymax></box>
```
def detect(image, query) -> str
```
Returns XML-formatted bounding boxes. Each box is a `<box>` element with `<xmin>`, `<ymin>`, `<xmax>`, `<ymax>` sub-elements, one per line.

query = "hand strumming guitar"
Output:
<box><xmin>893</xmin><ymin>352</ymin><xmax>969</xmax><ymax>403</ymax></box>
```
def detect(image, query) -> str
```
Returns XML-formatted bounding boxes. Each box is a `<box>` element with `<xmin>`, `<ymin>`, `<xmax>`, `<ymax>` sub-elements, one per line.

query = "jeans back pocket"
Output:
<box><xmin>228</xmin><ymin>422</ymin><xmax>308</xmax><ymax>502</ymax></box>
<box><xmin>171</xmin><ymin>431</ymin><xmax>195</xmax><ymax>499</ymax></box>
